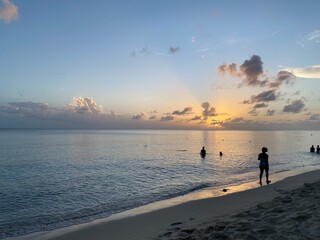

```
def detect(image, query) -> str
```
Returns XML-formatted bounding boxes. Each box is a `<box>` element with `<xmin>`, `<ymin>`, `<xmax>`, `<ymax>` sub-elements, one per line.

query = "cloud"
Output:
<box><xmin>172</xmin><ymin>106</ymin><xmax>192</xmax><ymax>115</ymax></box>
<box><xmin>0</xmin><ymin>0</ymin><xmax>18</xmax><ymax>23</ymax></box>
<box><xmin>248</xmin><ymin>109</ymin><xmax>259</xmax><ymax>116</ymax></box>
<box><xmin>239</xmin><ymin>55</ymin><xmax>267</xmax><ymax>87</ymax></box>
<box><xmin>218</xmin><ymin>55</ymin><xmax>268</xmax><ymax>87</ymax></box>
<box><xmin>298</xmin><ymin>29</ymin><xmax>320</xmax><ymax>47</ymax></box>
<box><xmin>217</xmin><ymin>63</ymin><xmax>240</xmax><ymax>78</ymax></box>
<box><xmin>265</xmin><ymin>109</ymin><xmax>276</xmax><ymax>116</ymax></box>
<box><xmin>282</xmin><ymin>99</ymin><xmax>306</xmax><ymax>113</ymax></box>
<box><xmin>140</xmin><ymin>47</ymin><xmax>152</xmax><ymax>55</ymax></box>
<box><xmin>281</xmin><ymin>65</ymin><xmax>320</xmax><ymax>79</ymax></box>
<box><xmin>169</xmin><ymin>47</ymin><xmax>180</xmax><ymax>54</ymax></box>
<box><xmin>189</xmin><ymin>115</ymin><xmax>201</xmax><ymax>121</ymax></box>
<box><xmin>149</xmin><ymin>116</ymin><xmax>156</xmax><ymax>120</ymax></box>
<box><xmin>68</xmin><ymin>97</ymin><xmax>103</xmax><ymax>115</ymax></box>
<box><xmin>149</xmin><ymin>109</ymin><xmax>158</xmax><ymax>114</ymax></box>
<box><xmin>244</xmin><ymin>89</ymin><xmax>279</xmax><ymax>104</ymax></box>
<box><xmin>269</xmin><ymin>71</ymin><xmax>296</xmax><ymax>88</ymax></box>
<box><xmin>160</xmin><ymin>115</ymin><xmax>174</xmax><ymax>121</ymax></box>
<box><xmin>229</xmin><ymin>117</ymin><xmax>245</xmax><ymax>123</ymax></box>
<box><xmin>0</xmin><ymin>102</ymin><xmax>50</xmax><ymax>118</ymax></box>
<box><xmin>252</xmin><ymin>103</ymin><xmax>268</xmax><ymax>109</ymax></box>
<box><xmin>309</xmin><ymin>113</ymin><xmax>320</xmax><ymax>121</ymax></box>
<box><xmin>201</xmin><ymin>102</ymin><xmax>217</xmax><ymax>116</ymax></box>
<box><xmin>0</xmin><ymin>98</ymin><xmax>183</xmax><ymax>129</ymax></box>
<box><xmin>306</xmin><ymin>30</ymin><xmax>320</xmax><ymax>41</ymax></box>
<box><xmin>132</xmin><ymin>112</ymin><xmax>148</xmax><ymax>120</ymax></box>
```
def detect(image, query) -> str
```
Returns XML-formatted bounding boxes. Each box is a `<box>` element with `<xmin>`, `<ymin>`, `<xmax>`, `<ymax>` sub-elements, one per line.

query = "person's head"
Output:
<box><xmin>202</xmin><ymin>146</ymin><xmax>205</xmax><ymax>149</ymax></box>
<box><xmin>262</xmin><ymin>147</ymin><xmax>268</xmax><ymax>153</ymax></box>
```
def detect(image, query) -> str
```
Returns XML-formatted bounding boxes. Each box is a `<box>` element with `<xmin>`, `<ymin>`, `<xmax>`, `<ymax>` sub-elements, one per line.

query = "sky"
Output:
<box><xmin>0</xmin><ymin>0</ymin><xmax>320</xmax><ymax>130</ymax></box>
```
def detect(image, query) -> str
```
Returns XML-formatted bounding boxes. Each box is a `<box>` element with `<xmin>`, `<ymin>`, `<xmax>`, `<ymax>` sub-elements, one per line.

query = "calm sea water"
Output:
<box><xmin>1</xmin><ymin>130</ymin><xmax>320</xmax><ymax>238</ymax></box>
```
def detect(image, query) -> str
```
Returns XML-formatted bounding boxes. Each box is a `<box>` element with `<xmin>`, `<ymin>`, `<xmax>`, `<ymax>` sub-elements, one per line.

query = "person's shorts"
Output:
<box><xmin>260</xmin><ymin>166</ymin><xmax>269</xmax><ymax>171</ymax></box>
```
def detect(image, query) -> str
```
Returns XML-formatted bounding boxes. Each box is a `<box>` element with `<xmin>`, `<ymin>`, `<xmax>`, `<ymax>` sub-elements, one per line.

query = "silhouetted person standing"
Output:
<box><xmin>200</xmin><ymin>147</ymin><xmax>206</xmax><ymax>158</ymax></box>
<box><xmin>317</xmin><ymin>145</ymin><xmax>320</xmax><ymax>154</ymax></box>
<box><xmin>310</xmin><ymin>145</ymin><xmax>315</xmax><ymax>153</ymax></box>
<box><xmin>258</xmin><ymin>147</ymin><xmax>271</xmax><ymax>186</ymax></box>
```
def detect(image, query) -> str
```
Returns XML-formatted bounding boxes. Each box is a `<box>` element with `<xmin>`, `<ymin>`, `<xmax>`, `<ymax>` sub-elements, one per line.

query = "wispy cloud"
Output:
<box><xmin>298</xmin><ymin>29</ymin><xmax>320</xmax><ymax>47</ymax></box>
<box><xmin>281</xmin><ymin>65</ymin><xmax>320</xmax><ymax>79</ymax></box>
<box><xmin>0</xmin><ymin>0</ymin><xmax>18</xmax><ymax>23</ymax></box>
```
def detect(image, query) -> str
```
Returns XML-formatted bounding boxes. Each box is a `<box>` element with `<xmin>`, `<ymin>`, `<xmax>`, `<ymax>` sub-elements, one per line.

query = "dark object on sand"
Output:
<box><xmin>222</xmin><ymin>189</ymin><xmax>228</xmax><ymax>192</ymax></box>
<box><xmin>219</xmin><ymin>151</ymin><xmax>223</xmax><ymax>156</ymax></box>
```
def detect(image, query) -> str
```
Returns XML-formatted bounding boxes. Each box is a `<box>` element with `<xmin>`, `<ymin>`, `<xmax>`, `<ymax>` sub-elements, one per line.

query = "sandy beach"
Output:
<box><xmin>13</xmin><ymin>169</ymin><xmax>320</xmax><ymax>240</ymax></box>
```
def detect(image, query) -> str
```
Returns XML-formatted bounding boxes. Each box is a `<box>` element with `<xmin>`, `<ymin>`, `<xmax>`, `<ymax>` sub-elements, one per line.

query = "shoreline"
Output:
<box><xmin>8</xmin><ymin>167</ymin><xmax>320</xmax><ymax>240</ymax></box>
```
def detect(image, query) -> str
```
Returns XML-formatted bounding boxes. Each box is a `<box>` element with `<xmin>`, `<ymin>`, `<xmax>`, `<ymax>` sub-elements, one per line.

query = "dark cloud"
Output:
<box><xmin>282</xmin><ymin>99</ymin><xmax>305</xmax><ymax>113</ymax></box>
<box><xmin>245</xmin><ymin>90</ymin><xmax>279</xmax><ymax>104</ymax></box>
<box><xmin>252</xmin><ymin>103</ymin><xmax>268</xmax><ymax>109</ymax></box>
<box><xmin>169</xmin><ymin>47</ymin><xmax>180</xmax><ymax>54</ymax></box>
<box><xmin>0</xmin><ymin>0</ymin><xmax>18</xmax><ymax>23</ymax></box>
<box><xmin>149</xmin><ymin>116</ymin><xmax>156</xmax><ymax>120</ymax></box>
<box><xmin>190</xmin><ymin>115</ymin><xmax>201</xmax><ymax>121</ymax></box>
<box><xmin>132</xmin><ymin>112</ymin><xmax>148</xmax><ymax>120</ymax></box>
<box><xmin>239</xmin><ymin>55</ymin><xmax>267</xmax><ymax>87</ymax></box>
<box><xmin>265</xmin><ymin>109</ymin><xmax>276</xmax><ymax>116</ymax></box>
<box><xmin>218</xmin><ymin>55</ymin><xmax>268</xmax><ymax>88</ymax></box>
<box><xmin>172</xmin><ymin>106</ymin><xmax>192</xmax><ymax>115</ymax></box>
<box><xmin>269</xmin><ymin>71</ymin><xmax>296</xmax><ymax>88</ymax></box>
<box><xmin>201</xmin><ymin>102</ymin><xmax>217</xmax><ymax>116</ymax></box>
<box><xmin>160</xmin><ymin>115</ymin><xmax>174</xmax><ymax>121</ymax></box>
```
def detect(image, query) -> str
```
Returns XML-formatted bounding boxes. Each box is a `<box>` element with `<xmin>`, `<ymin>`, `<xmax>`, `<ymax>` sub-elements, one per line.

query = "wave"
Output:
<box><xmin>0</xmin><ymin>182</ymin><xmax>215</xmax><ymax>239</ymax></box>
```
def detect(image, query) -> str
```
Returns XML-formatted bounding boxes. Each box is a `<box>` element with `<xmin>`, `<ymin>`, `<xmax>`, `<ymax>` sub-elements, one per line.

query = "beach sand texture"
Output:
<box><xmin>157</xmin><ymin>180</ymin><xmax>320</xmax><ymax>240</ymax></box>
<box><xmin>20</xmin><ymin>169</ymin><xmax>320</xmax><ymax>240</ymax></box>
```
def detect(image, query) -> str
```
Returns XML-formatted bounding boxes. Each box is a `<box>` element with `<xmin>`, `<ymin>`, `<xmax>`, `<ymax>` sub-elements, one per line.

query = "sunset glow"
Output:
<box><xmin>0</xmin><ymin>0</ymin><xmax>319</xmax><ymax>130</ymax></box>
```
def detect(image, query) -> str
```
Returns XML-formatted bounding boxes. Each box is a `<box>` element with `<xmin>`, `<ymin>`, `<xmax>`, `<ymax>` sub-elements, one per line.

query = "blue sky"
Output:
<box><xmin>0</xmin><ymin>0</ymin><xmax>320</xmax><ymax>129</ymax></box>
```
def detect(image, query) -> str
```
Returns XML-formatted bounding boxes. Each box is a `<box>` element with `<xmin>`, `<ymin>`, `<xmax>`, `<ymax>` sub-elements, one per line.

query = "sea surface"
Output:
<box><xmin>1</xmin><ymin>129</ymin><xmax>320</xmax><ymax>238</ymax></box>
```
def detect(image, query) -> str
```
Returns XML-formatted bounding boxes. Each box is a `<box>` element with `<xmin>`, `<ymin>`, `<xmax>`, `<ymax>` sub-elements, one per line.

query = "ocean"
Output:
<box><xmin>1</xmin><ymin>129</ymin><xmax>320</xmax><ymax>239</ymax></box>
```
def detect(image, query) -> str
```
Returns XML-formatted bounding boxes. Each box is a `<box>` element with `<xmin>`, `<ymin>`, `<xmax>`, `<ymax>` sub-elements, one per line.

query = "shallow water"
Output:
<box><xmin>0</xmin><ymin>130</ymin><xmax>319</xmax><ymax>238</ymax></box>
